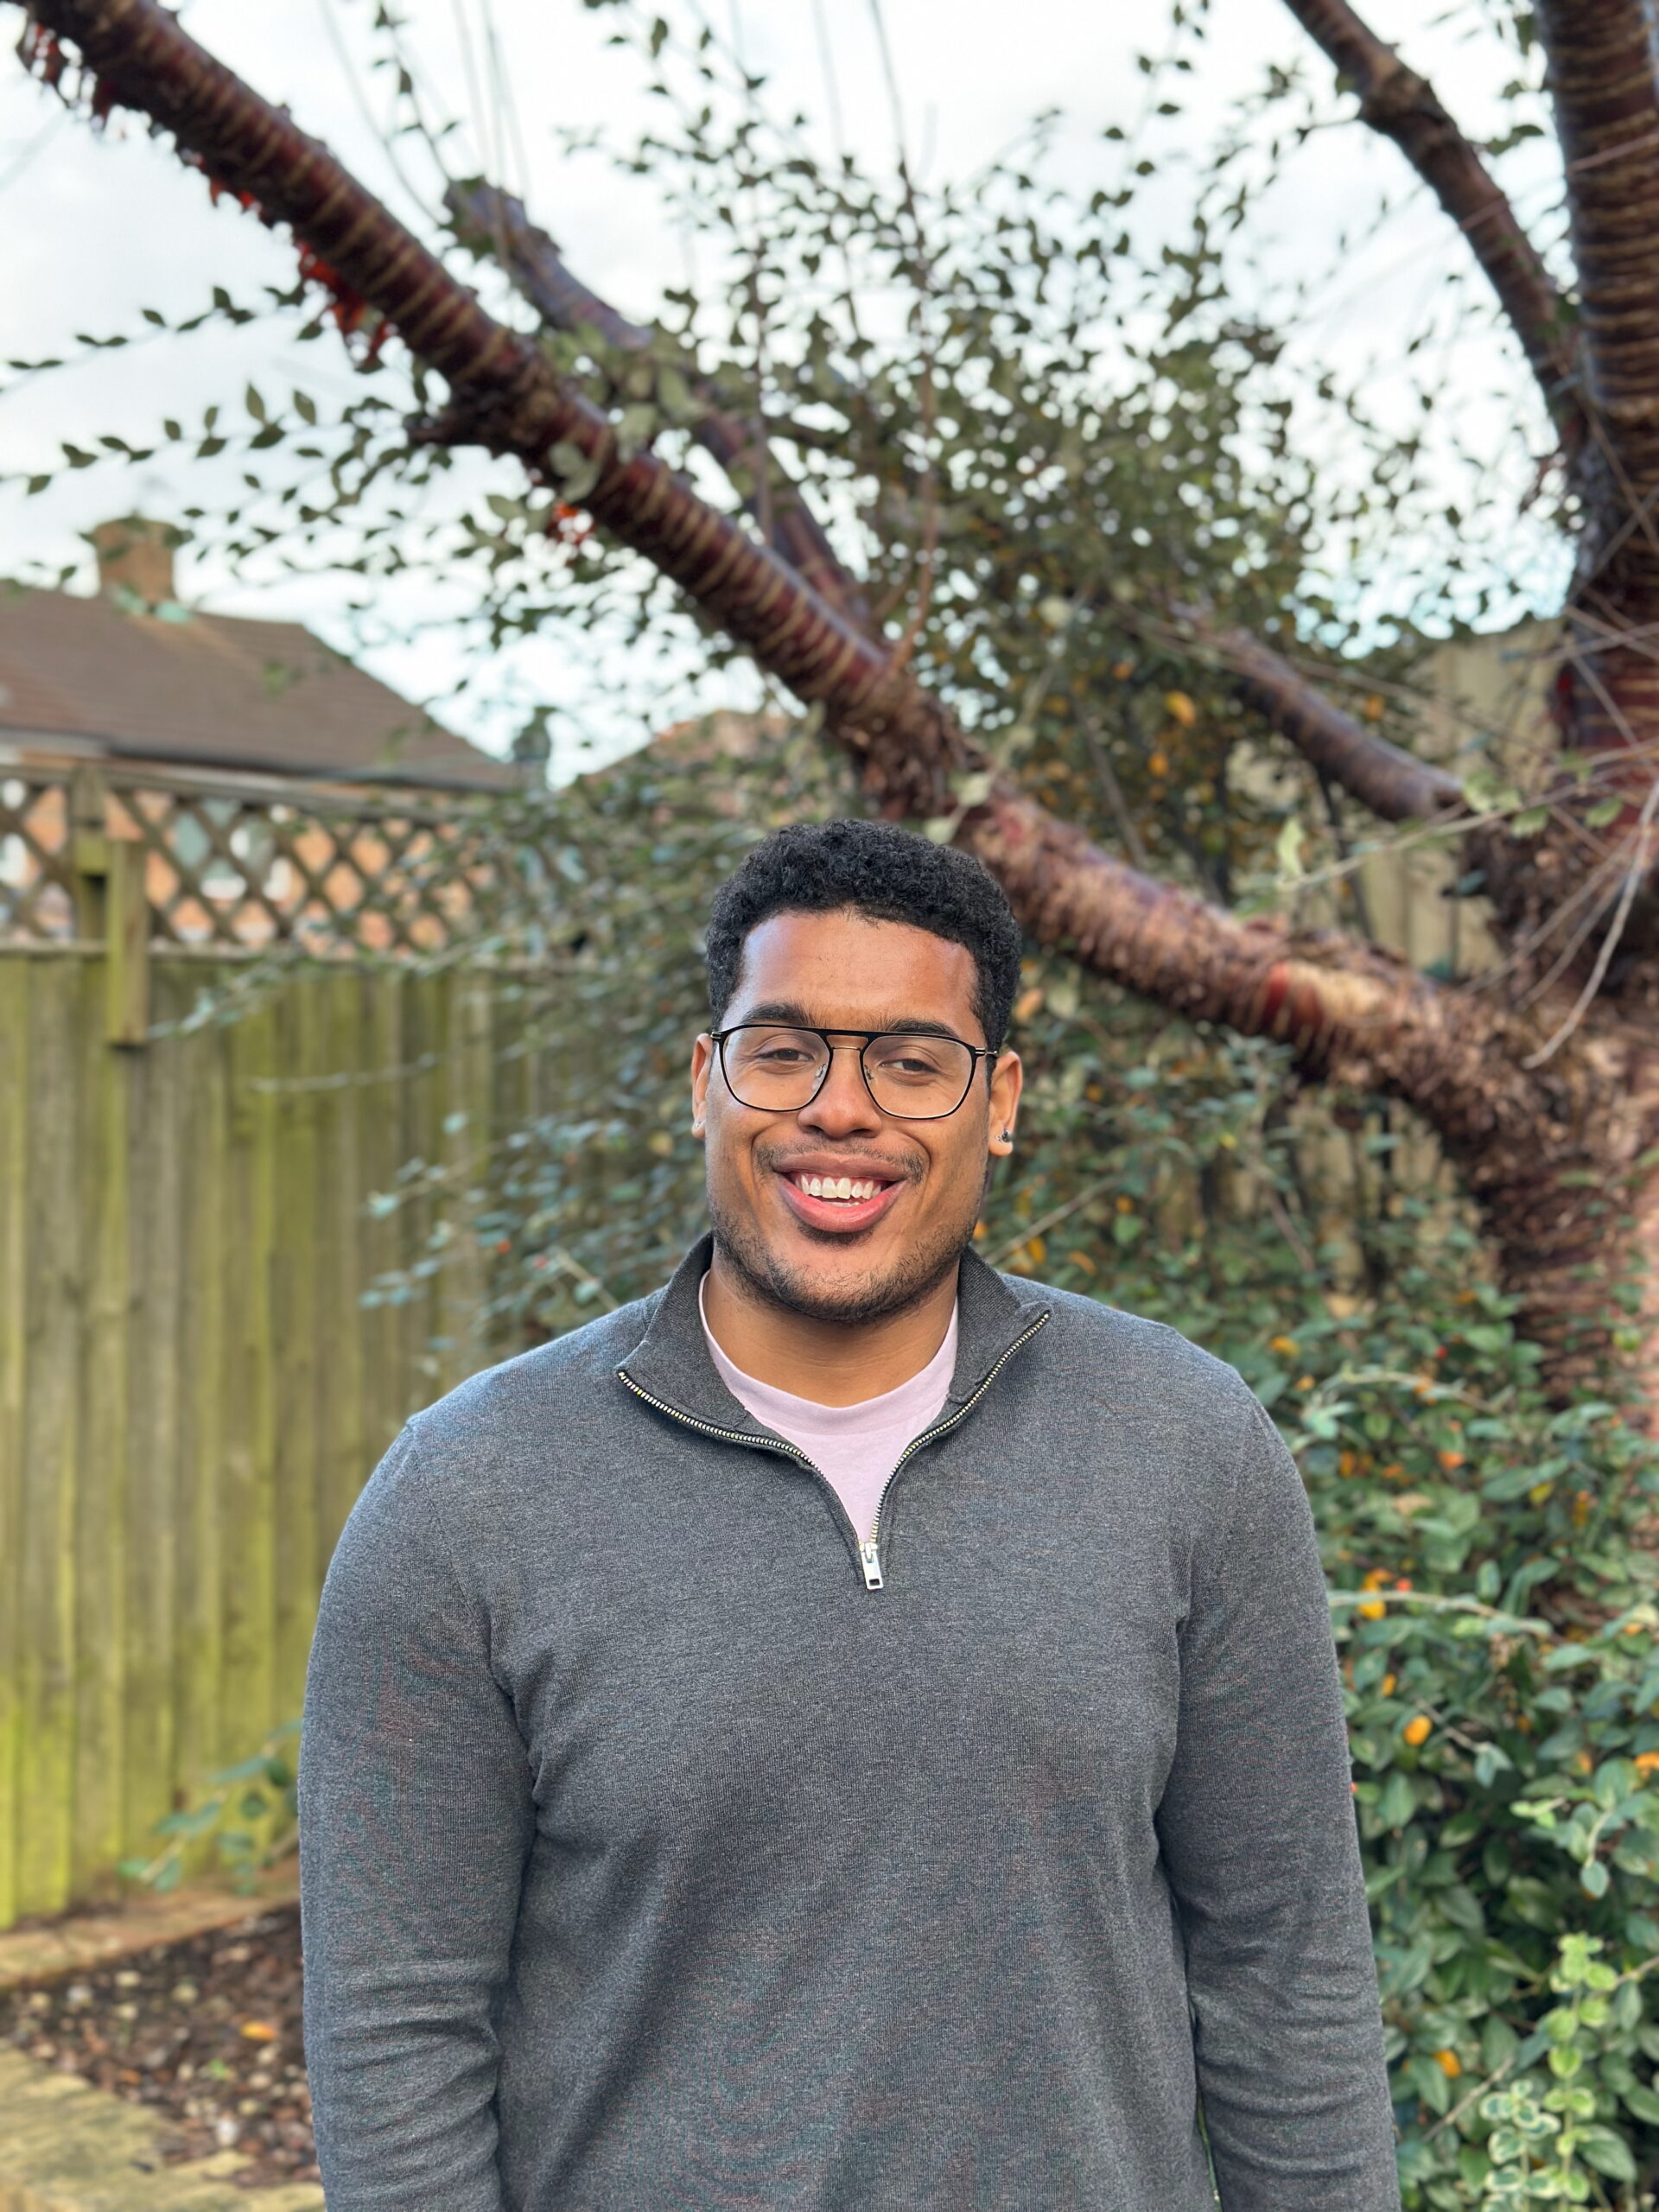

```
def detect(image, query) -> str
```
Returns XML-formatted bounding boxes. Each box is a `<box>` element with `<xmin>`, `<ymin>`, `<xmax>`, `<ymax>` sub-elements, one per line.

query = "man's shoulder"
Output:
<box><xmin>1013</xmin><ymin>1274</ymin><xmax>1258</xmax><ymax>1417</ymax></box>
<box><xmin>402</xmin><ymin>1291</ymin><xmax>662</xmax><ymax>1465</ymax></box>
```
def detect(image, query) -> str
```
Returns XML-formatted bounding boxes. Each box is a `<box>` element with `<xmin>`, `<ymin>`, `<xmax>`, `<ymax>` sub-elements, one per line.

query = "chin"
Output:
<box><xmin>711</xmin><ymin>1194</ymin><xmax>969</xmax><ymax>1327</ymax></box>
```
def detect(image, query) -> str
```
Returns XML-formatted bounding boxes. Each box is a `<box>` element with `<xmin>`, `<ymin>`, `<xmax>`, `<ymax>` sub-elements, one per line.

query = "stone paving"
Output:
<box><xmin>0</xmin><ymin>2049</ymin><xmax>323</xmax><ymax>2210</ymax></box>
<box><xmin>0</xmin><ymin>1880</ymin><xmax>315</xmax><ymax>2212</ymax></box>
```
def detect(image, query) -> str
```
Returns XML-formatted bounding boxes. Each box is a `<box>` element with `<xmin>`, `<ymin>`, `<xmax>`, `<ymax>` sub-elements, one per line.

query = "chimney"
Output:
<box><xmin>92</xmin><ymin>517</ymin><xmax>185</xmax><ymax>609</ymax></box>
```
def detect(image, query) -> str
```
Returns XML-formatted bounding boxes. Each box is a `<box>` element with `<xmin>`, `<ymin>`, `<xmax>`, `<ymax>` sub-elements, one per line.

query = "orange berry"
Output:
<box><xmin>1403</xmin><ymin>1714</ymin><xmax>1432</xmax><ymax>1747</ymax></box>
<box><xmin>1433</xmin><ymin>2049</ymin><xmax>1461</xmax><ymax>2079</ymax></box>
<box><xmin>1438</xmin><ymin>1449</ymin><xmax>1465</xmax><ymax>1471</ymax></box>
<box><xmin>1381</xmin><ymin>1674</ymin><xmax>1397</xmax><ymax>1697</ymax></box>
<box><xmin>1165</xmin><ymin>690</ymin><xmax>1198</xmax><ymax>727</ymax></box>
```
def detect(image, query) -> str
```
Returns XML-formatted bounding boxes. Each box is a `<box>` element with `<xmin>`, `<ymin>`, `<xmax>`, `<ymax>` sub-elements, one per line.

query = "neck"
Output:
<box><xmin>702</xmin><ymin>1248</ymin><xmax>959</xmax><ymax>1406</ymax></box>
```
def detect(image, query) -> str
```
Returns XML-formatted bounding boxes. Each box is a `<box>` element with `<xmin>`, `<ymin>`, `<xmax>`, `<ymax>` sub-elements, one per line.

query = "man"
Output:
<box><xmin>301</xmin><ymin>817</ymin><xmax>1399</xmax><ymax>2210</ymax></box>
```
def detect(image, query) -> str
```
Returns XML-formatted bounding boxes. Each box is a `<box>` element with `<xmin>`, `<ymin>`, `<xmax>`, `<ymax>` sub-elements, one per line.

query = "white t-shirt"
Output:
<box><xmin>698</xmin><ymin>1276</ymin><xmax>958</xmax><ymax>1542</ymax></box>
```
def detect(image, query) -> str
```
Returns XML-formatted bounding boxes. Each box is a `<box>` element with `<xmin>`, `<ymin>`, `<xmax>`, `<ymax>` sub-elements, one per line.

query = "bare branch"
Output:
<box><xmin>446</xmin><ymin>179</ymin><xmax>871</xmax><ymax>631</ymax></box>
<box><xmin>1281</xmin><ymin>0</ymin><xmax>1581</xmax><ymax>443</ymax></box>
<box><xmin>1205</xmin><ymin>625</ymin><xmax>1465</xmax><ymax>822</ymax></box>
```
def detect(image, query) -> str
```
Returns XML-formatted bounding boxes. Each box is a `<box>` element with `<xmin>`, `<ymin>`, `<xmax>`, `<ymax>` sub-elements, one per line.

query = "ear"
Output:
<box><xmin>988</xmin><ymin>1047</ymin><xmax>1022</xmax><ymax>1155</ymax></box>
<box><xmin>690</xmin><ymin>1033</ymin><xmax>715</xmax><ymax>1140</ymax></box>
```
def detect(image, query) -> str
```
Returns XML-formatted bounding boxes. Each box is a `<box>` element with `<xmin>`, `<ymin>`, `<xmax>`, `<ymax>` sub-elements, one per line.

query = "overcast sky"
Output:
<box><xmin>0</xmin><ymin>0</ymin><xmax>1560</xmax><ymax>771</ymax></box>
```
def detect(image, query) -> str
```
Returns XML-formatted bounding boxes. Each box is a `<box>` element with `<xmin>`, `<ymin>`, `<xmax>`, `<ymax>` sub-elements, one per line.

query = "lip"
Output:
<box><xmin>772</xmin><ymin>1164</ymin><xmax>909</xmax><ymax>1236</ymax></box>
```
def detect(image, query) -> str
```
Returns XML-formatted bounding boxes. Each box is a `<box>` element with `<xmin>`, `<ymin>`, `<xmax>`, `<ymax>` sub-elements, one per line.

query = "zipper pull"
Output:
<box><xmin>860</xmin><ymin>1538</ymin><xmax>884</xmax><ymax>1591</ymax></box>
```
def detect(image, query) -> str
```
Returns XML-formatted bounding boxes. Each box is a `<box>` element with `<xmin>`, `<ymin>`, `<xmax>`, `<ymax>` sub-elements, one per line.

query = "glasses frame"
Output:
<box><xmin>710</xmin><ymin>1023</ymin><xmax>999</xmax><ymax>1123</ymax></box>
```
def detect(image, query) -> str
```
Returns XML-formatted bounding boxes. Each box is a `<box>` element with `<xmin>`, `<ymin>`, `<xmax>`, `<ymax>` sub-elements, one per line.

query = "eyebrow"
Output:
<box><xmin>730</xmin><ymin>1001</ymin><xmax>979</xmax><ymax>1046</ymax></box>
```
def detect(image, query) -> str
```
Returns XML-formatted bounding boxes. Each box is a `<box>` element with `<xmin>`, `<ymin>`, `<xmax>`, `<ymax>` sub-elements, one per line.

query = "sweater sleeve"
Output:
<box><xmin>299</xmin><ymin>1421</ymin><xmax>535</xmax><ymax>2212</ymax></box>
<box><xmin>1154</xmin><ymin>1394</ymin><xmax>1401</xmax><ymax>2212</ymax></box>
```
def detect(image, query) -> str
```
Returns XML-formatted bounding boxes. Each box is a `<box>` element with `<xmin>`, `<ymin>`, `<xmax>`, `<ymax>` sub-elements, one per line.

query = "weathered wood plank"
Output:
<box><xmin>271</xmin><ymin>977</ymin><xmax>321</xmax><ymax>1720</ymax></box>
<box><xmin>317</xmin><ymin>968</ymin><xmax>369</xmax><ymax>1579</ymax></box>
<box><xmin>73</xmin><ymin>952</ymin><xmax>130</xmax><ymax>1898</ymax></box>
<box><xmin>122</xmin><ymin>963</ymin><xmax>184</xmax><ymax>1864</ymax></box>
<box><xmin>219</xmin><ymin>1002</ymin><xmax>279</xmax><ymax>1767</ymax></box>
<box><xmin>0</xmin><ymin>957</ymin><xmax>30</xmax><ymax>1925</ymax></box>
<box><xmin>174</xmin><ymin>1000</ymin><xmax>229</xmax><ymax>1802</ymax></box>
<box><xmin>16</xmin><ymin>953</ymin><xmax>82</xmax><ymax>1915</ymax></box>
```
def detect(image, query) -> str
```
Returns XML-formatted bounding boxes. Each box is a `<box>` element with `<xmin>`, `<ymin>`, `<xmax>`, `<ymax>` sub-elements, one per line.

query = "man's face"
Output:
<box><xmin>690</xmin><ymin>908</ymin><xmax>1022</xmax><ymax>1325</ymax></box>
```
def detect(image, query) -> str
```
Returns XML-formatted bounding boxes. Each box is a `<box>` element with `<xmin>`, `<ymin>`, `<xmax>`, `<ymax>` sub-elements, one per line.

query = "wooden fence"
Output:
<box><xmin>0</xmin><ymin>747</ymin><xmax>567</xmax><ymax>1927</ymax></box>
<box><xmin>0</xmin><ymin>939</ymin><xmax>544</xmax><ymax>1929</ymax></box>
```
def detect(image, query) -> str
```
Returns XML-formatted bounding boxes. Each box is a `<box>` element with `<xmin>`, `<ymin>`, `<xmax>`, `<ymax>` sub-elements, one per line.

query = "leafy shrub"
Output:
<box><xmin>120</xmin><ymin>1721</ymin><xmax>299</xmax><ymax>1895</ymax></box>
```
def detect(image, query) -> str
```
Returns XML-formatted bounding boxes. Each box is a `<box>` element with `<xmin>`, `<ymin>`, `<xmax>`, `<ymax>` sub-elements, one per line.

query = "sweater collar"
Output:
<box><xmin>617</xmin><ymin>1231</ymin><xmax>1049</xmax><ymax>1435</ymax></box>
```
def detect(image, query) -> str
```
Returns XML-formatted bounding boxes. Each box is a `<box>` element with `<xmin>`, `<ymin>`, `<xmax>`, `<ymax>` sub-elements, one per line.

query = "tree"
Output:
<box><xmin>10</xmin><ymin>0</ymin><xmax>1659</xmax><ymax>1396</ymax></box>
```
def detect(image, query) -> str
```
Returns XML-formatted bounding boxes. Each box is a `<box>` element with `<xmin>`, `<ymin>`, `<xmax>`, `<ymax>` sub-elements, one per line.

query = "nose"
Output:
<box><xmin>798</xmin><ymin>1040</ymin><xmax>883</xmax><ymax>1138</ymax></box>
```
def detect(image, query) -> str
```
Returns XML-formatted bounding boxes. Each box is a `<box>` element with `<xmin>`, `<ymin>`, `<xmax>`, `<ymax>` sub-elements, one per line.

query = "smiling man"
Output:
<box><xmin>300</xmin><ymin>819</ymin><xmax>1399</xmax><ymax>2211</ymax></box>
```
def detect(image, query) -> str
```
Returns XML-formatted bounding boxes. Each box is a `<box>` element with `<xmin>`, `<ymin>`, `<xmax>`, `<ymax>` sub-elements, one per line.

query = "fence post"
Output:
<box><xmin>69</xmin><ymin>766</ymin><xmax>107</xmax><ymax>941</ymax></box>
<box><xmin>105</xmin><ymin>840</ymin><xmax>150</xmax><ymax>1048</ymax></box>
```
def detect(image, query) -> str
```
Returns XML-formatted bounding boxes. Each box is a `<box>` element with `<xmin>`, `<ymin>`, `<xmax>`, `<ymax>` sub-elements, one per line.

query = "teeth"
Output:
<box><xmin>798</xmin><ymin>1174</ymin><xmax>880</xmax><ymax>1202</ymax></box>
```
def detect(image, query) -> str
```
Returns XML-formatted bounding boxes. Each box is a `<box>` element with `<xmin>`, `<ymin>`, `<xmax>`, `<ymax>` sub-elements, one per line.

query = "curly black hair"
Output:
<box><xmin>705</xmin><ymin>818</ymin><xmax>1024</xmax><ymax>1048</ymax></box>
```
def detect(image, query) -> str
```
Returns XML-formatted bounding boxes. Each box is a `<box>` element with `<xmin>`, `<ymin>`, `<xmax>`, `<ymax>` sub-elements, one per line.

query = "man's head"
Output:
<box><xmin>690</xmin><ymin>820</ymin><xmax>1025</xmax><ymax>1326</ymax></box>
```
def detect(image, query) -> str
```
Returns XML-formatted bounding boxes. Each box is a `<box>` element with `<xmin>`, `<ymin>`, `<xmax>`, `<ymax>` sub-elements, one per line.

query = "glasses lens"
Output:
<box><xmin>862</xmin><ymin>1033</ymin><xmax>975</xmax><ymax>1118</ymax></box>
<box><xmin>723</xmin><ymin>1027</ymin><xmax>831</xmax><ymax>1109</ymax></box>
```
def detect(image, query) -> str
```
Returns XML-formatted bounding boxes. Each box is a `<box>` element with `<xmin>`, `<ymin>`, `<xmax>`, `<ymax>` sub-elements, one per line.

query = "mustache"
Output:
<box><xmin>753</xmin><ymin>1140</ymin><xmax>925</xmax><ymax>1186</ymax></box>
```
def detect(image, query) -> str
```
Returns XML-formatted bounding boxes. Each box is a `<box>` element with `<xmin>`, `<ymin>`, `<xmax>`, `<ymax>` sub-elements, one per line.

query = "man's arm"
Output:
<box><xmin>1155</xmin><ymin>1393</ymin><xmax>1401</xmax><ymax>2211</ymax></box>
<box><xmin>300</xmin><ymin>1420</ymin><xmax>534</xmax><ymax>2211</ymax></box>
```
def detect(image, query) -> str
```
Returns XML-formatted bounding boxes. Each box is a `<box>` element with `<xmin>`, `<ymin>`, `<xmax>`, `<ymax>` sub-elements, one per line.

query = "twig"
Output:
<box><xmin>1079</xmin><ymin>717</ymin><xmax>1151</xmax><ymax>870</ymax></box>
<box><xmin>1523</xmin><ymin>776</ymin><xmax>1659</xmax><ymax>1067</ymax></box>
<box><xmin>983</xmin><ymin>1173</ymin><xmax>1121</xmax><ymax>1268</ymax></box>
<box><xmin>1265</xmin><ymin>1179</ymin><xmax>1318</xmax><ymax>1274</ymax></box>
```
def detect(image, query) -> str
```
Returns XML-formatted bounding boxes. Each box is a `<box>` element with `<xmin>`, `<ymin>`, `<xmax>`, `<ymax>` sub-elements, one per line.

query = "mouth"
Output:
<box><xmin>773</xmin><ymin>1164</ymin><xmax>909</xmax><ymax>1236</ymax></box>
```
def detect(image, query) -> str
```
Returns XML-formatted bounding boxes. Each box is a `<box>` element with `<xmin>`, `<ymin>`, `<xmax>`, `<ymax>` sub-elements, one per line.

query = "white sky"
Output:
<box><xmin>0</xmin><ymin>0</ymin><xmax>1564</xmax><ymax>773</ymax></box>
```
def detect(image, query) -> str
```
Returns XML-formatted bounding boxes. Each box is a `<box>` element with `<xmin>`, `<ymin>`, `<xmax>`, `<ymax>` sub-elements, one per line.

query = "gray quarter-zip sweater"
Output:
<box><xmin>300</xmin><ymin>1236</ymin><xmax>1399</xmax><ymax>2211</ymax></box>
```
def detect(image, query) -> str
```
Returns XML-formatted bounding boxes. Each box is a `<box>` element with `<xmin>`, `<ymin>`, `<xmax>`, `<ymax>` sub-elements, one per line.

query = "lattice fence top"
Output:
<box><xmin>0</xmin><ymin>760</ymin><xmax>541</xmax><ymax>959</ymax></box>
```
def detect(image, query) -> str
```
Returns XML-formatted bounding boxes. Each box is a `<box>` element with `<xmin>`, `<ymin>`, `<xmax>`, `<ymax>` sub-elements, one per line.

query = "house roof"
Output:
<box><xmin>0</xmin><ymin>580</ymin><xmax>518</xmax><ymax>791</ymax></box>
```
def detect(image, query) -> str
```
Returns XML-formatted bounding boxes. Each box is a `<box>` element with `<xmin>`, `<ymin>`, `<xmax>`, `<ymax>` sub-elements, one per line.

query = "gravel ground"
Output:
<box><xmin>0</xmin><ymin>1904</ymin><xmax>315</xmax><ymax>2189</ymax></box>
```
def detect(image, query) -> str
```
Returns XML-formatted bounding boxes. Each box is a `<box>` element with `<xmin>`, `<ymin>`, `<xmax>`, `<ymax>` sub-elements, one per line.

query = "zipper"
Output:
<box><xmin>857</xmin><ymin>1309</ymin><xmax>1049</xmax><ymax>1587</ymax></box>
<box><xmin>617</xmin><ymin>1306</ymin><xmax>1048</xmax><ymax>1594</ymax></box>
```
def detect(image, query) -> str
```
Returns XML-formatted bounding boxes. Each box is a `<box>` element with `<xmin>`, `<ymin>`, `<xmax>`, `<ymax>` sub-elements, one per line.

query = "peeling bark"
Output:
<box><xmin>1534</xmin><ymin>0</ymin><xmax>1659</xmax><ymax>773</ymax></box>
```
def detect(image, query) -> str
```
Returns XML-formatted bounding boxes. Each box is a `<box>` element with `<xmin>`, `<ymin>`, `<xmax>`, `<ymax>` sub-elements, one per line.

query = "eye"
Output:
<box><xmin>869</xmin><ymin>1040</ymin><xmax>954</xmax><ymax>1077</ymax></box>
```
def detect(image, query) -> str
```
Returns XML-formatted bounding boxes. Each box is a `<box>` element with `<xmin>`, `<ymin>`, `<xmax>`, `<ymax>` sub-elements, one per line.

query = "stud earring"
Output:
<box><xmin>1001</xmin><ymin>1128</ymin><xmax>1013</xmax><ymax>1144</ymax></box>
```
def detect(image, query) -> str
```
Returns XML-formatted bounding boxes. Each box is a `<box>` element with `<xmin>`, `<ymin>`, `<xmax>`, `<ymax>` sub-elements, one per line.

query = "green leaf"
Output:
<box><xmin>1577</xmin><ymin>2125</ymin><xmax>1637</xmax><ymax>2182</ymax></box>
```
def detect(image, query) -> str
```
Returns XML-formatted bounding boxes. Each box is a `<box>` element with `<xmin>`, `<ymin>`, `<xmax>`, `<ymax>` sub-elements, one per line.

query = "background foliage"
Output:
<box><xmin>153</xmin><ymin>726</ymin><xmax>1659</xmax><ymax>2206</ymax></box>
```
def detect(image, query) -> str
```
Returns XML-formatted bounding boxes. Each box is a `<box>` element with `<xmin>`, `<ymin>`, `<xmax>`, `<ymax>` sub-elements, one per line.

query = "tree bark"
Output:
<box><xmin>1534</xmin><ymin>0</ymin><xmax>1659</xmax><ymax>772</ymax></box>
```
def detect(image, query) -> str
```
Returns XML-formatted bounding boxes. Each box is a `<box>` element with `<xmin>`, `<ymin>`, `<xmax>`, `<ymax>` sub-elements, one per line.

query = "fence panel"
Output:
<box><xmin>0</xmin><ymin>948</ymin><xmax>516</xmax><ymax>1927</ymax></box>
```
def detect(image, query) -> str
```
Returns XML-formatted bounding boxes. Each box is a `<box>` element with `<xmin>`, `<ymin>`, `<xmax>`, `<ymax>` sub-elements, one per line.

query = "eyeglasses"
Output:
<box><xmin>710</xmin><ymin>1024</ymin><xmax>997</xmax><ymax>1122</ymax></box>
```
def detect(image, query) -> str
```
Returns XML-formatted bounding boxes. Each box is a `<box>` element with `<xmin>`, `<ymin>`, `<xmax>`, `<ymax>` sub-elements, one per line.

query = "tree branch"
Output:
<box><xmin>1204</xmin><ymin>625</ymin><xmax>1465</xmax><ymax>822</ymax></box>
<box><xmin>1281</xmin><ymin>0</ymin><xmax>1581</xmax><ymax>443</ymax></box>
<box><xmin>14</xmin><ymin>0</ymin><xmax>1524</xmax><ymax>1159</ymax></box>
<box><xmin>445</xmin><ymin>179</ymin><xmax>871</xmax><ymax>631</ymax></box>
<box><xmin>445</xmin><ymin>181</ymin><xmax>1455</xmax><ymax>830</ymax></box>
